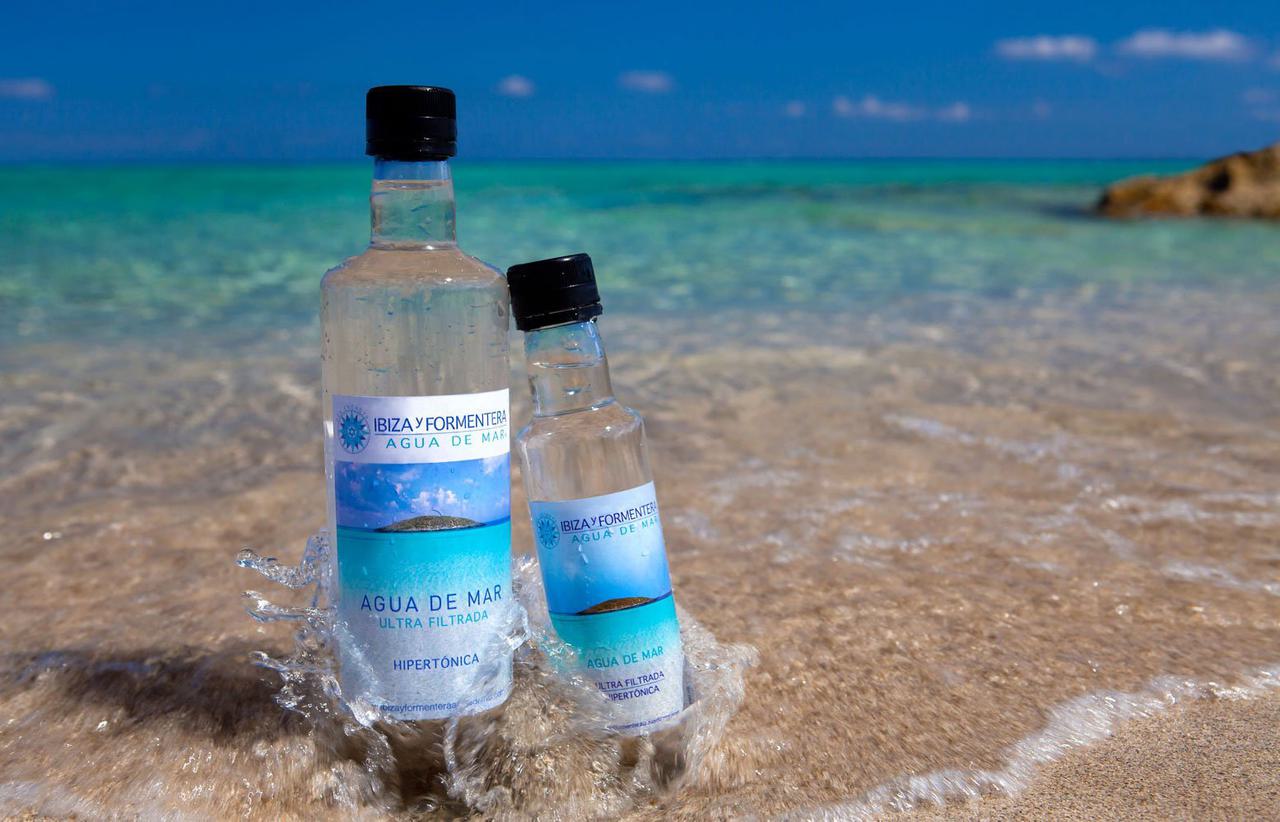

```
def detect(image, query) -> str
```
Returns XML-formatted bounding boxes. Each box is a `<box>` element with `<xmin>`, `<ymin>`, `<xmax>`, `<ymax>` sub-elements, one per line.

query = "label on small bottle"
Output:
<box><xmin>330</xmin><ymin>390</ymin><xmax>512</xmax><ymax>720</ymax></box>
<box><xmin>530</xmin><ymin>481</ymin><xmax>684</xmax><ymax>732</ymax></box>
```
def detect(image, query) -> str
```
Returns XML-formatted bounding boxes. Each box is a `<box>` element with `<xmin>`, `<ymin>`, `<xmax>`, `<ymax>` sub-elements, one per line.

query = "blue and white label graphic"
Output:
<box><xmin>531</xmin><ymin>482</ymin><xmax>684</xmax><ymax>732</ymax></box>
<box><xmin>331</xmin><ymin>390</ymin><xmax>512</xmax><ymax>720</ymax></box>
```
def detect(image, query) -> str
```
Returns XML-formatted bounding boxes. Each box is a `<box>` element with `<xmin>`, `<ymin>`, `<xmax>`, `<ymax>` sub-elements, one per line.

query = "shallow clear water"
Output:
<box><xmin>5</xmin><ymin>160</ymin><xmax>1280</xmax><ymax>343</ymax></box>
<box><xmin>1</xmin><ymin>161</ymin><xmax>1278</xmax><ymax>818</ymax></box>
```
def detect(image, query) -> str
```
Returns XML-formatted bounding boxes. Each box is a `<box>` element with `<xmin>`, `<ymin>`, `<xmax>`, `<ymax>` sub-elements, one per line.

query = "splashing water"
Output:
<box><xmin>236</xmin><ymin>533</ymin><xmax>757</xmax><ymax>816</ymax></box>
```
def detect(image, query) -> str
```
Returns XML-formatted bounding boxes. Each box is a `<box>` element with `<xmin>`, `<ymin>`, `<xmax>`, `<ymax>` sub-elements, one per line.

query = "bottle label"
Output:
<box><xmin>330</xmin><ymin>389</ymin><xmax>512</xmax><ymax>720</ymax></box>
<box><xmin>530</xmin><ymin>482</ymin><xmax>684</xmax><ymax>732</ymax></box>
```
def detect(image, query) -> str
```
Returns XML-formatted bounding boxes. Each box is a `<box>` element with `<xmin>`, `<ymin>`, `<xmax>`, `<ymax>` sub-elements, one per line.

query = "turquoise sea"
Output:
<box><xmin>3</xmin><ymin>160</ymin><xmax>1280</xmax><ymax>818</ymax></box>
<box><xmin>4</xmin><ymin>160</ymin><xmax>1280</xmax><ymax>343</ymax></box>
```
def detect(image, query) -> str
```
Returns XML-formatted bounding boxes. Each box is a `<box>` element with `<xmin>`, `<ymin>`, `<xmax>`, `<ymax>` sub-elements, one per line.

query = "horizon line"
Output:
<box><xmin>0</xmin><ymin>154</ymin><xmax>1211</xmax><ymax>169</ymax></box>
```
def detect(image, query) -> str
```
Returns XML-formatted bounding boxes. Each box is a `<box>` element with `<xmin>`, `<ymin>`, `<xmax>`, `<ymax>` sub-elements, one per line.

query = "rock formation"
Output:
<box><xmin>377</xmin><ymin>514</ymin><xmax>481</xmax><ymax>532</ymax></box>
<box><xmin>1097</xmin><ymin>142</ymin><xmax>1280</xmax><ymax>218</ymax></box>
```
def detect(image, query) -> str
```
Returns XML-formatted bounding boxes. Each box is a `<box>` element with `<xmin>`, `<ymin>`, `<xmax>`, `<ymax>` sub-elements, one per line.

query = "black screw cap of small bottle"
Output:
<box><xmin>507</xmin><ymin>253</ymin><xmax>604</xmax><ymax>332</ymax></box>
<box><xmin>366</xmin><ymin>85</ymin><xmax>457</xmax><ymax>160</ymax></box>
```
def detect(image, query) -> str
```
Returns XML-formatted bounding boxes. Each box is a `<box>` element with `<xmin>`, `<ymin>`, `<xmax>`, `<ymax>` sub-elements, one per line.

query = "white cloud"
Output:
<box><xmin>0</xmin><ymin>78</ymin><xmax>54</xmax><ymax>100</ymax></box>
<box><xmin>1116</xmin><ymin>29</ymin><xmax>1253</xmax><ymax>61</ymax></box>
<box><xmin>412</xmin><ymin>487</ymin><xmax>459</xmax><ymax>511</ymax></box>
<box><xmin>936</xmin><ymin>101</ymin><xmax>972</xmax><ymax>122</ymax></box>
<box><xmin>833</xmin><ymin>95</ymin><xmax>971</xmax><ymax>123</ymax></box>
<box><xmin>784</xmin><ymin>100</ymin><xmax>806</xmax><ymax>118</ymax></box>
<box><xmin>834</xmin><ymin>94</ymin><xmax>923</xmax><ymax>121</ymax></box>
<box><xmin>618</xmin><ymin>70</ymin><xmax>674</xmax><ymax>94</ymax></box>
<box><xmin>1243</xmin><ymin>88</ymin><xmax>1280</xmax><ymax>121</ymax></box>
<box><xmin>496</xmin><ymin>74</ymin><xmax>535</xmax><ymax>97</ymax></box>
<box><xmin>996</xmin><ymin>35</ymin><xmax>1098</xmax><ymax>62</ymax></box>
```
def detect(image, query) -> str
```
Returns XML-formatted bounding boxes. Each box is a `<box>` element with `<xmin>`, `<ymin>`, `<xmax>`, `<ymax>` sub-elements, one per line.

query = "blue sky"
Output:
<box><xmin>335</xmin><ymin>458</ymin><xmax>510</xmax><ymax>530</ymax></box>
<box><xmin>2</xmin><ymin>1</ymin><xmax>1278</xmax><ymax>161</ymax></box>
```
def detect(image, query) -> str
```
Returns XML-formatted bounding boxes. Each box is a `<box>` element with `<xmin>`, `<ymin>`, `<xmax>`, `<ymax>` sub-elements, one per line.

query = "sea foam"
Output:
<box><xmin>237</xmin><ymin>532</ymin><xmax>757</xmax><ymax>815</ymax></box>
<box><xmin>790</xmin><ymin>665</ymin><xmax>1280</xmax><ymax>820</ymax></box>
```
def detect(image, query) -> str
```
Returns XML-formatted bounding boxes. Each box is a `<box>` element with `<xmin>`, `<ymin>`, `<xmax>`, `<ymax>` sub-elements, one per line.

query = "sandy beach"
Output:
<box><xmin>2</xmin><ymin>279</ymin><xmax>1277</xmax><ymax>817</ymax></box>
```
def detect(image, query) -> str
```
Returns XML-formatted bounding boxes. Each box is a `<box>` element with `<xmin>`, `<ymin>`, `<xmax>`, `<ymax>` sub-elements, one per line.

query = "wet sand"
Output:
<box><xmin>915</xmin><ymin>690</ymin><xmax>1280</xmax><ymax>820</ymax></box>
<box><xmin>1</xmin><ymin>285</ymin><xmax>1278</xmax><ymax>818</ymax></box>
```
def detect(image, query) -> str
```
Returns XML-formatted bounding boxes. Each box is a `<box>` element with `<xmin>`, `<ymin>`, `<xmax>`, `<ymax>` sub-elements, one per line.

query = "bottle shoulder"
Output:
<box><xmin>517</xmin><ymin>400</ymin><xmax>643</xmax><ymax>444</ymax></box>
<box><xmin>322</xmin><ymin>246</ymin><xmax>505</xmax><ymax>291</ymax></box>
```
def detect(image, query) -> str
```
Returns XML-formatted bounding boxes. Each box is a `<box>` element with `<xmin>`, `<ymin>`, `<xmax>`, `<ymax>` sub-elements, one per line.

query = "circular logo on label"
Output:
<box><xmin>336</xmin><ymin>405</ymin><xmax>370</xmax><ymax>454</ymax></box>
<box><xmin>536</xmin><ymin>513</ymin><xmax>560</xmax><ymax>550</ymax></box>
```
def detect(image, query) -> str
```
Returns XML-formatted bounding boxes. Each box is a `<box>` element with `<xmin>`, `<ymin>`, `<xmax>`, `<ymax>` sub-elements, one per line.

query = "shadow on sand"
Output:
<box><xmin>0</xmin><ymin>643</ymin><xmax>305</xmax><ymax>743</ymax></box>
<box><xmin>0</xmin><ymin>644</ymin><xmax>480</xmax><ymax>812</ymax></box>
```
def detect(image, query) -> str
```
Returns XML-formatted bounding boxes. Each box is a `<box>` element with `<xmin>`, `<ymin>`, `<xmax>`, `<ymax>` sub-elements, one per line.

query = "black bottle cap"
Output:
<box><xmin>366</xmin><ymin>85</ymin><xmax>457</xmax><ymax>160</ymax></box>
<box><xmin>507</xmin><ymin>253</ymin><xmax>604</xmax><ymax>332</ymax></box>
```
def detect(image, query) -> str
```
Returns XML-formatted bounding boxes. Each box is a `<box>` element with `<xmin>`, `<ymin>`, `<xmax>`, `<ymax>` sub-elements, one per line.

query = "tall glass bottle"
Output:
<box><xmin>509</xmin><ymin>254</ymin><xmax>685</xmax><ymax>733</ymax></box>
<box><xmin>321</xmin><ymin>86</ymin><xmax>512</xmax><ymax>721</ymax></box>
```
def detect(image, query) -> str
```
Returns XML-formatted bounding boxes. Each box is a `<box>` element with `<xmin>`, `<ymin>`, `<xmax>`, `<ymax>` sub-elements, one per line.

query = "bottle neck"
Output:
<box><xmin>370</xmin><ymin>158</ymin><xmax>457</xmax><ymax>248</ymax></box>
<box><xmin>525</xmin><ymin>320</ymin><xmax>616</xmax><ymax>417</ymax></box>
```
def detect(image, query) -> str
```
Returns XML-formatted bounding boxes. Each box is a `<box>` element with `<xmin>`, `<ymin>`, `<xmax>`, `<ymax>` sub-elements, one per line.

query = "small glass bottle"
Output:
<box><xmin>320</xmin><ymin>86</ymin><xmax>512</xmax><ymax>721</ymax></box>
<box><xmin>509</xmin><ymin>254</ymin><xmax>684</xmax><ymax>733</ymax></box>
